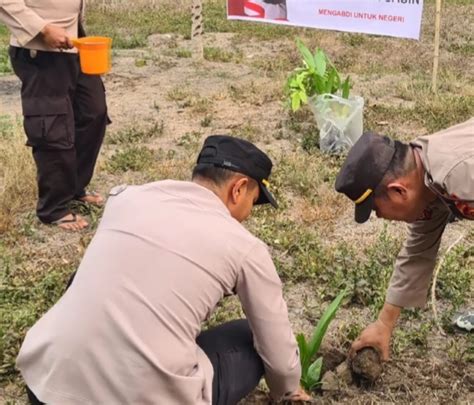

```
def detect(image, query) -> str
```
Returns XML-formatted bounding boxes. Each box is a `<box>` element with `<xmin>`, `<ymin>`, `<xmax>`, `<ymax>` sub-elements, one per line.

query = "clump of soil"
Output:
<box><xmin>350</xmin><ymin>347</ymin><xmax>383</xmax><ymax>383</ymax></box>
<box><xmin>321</xmin><ymin>347</ymin><xmax>347</xmax><ymax>374</ymax></box>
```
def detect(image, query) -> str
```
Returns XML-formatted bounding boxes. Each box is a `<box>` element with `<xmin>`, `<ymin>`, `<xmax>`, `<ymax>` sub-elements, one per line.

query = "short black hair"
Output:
<box><xmin>192</xmin><ymin>163</ymin><xmax>238</xmax><ymax>186</ymax></box>
<box><xmin>374</xmin><ymin>141</ymin><xmax>416</xmax><ymax>197</ymax></box>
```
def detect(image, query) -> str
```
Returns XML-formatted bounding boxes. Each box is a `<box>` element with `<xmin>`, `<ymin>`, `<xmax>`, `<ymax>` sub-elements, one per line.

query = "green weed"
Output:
<box><xmin>231</xmin><ymin>123</ymin><xmax>263</xmax><ymax>143</ymax></box>
<box><xmin>107</xmin><ymin>146</ymin><xmax>155</xmax><ymax>173</ymax></box>
<box><xmin>200</xmin><ymin>115</ymin><xmax>213</xmax><ymax>127</ymax></box>
<box><xmin>166</xmin><ymin>86</ymin><xmax>192</xmax><ymax>102</ymax></box>
<box><xmin>0</xmin><ymin>47</ymin><xmax>12</xmax><ymax>75</ymax></box>
<box><xmin>228</xmin><ymin>82</ymin><xmax>279</xmax><ymax>106</ymax></box>
<box><xmin>134</xmin><ymin>58</ymin><xmax>147</xmax><ymax>67</ymax></box>
<box><xmin>107</xmin><ymin>121</ymin><xmax>164</xmax><ymax>145</ymax></box>
<box><xmin>175</xmin><ymin>48</ymin><xmax>192</xmax><ymax>58</ymax></box>
<box><xmin>176</xmin><ymin>131</ymin><xmax>202</xmax><ymax>150</ymax></box>
<box><xmin>447</xmin><ymin>42</ymin><xmax>474</xmax><ymax>56</ymax></box>
<box><xmin>204</xmin><ymin>47</ymin><xmax>241</xmax><ymax>63</ymax></box>
<box><xmin>0</xmin><ymin>25</ymin><xmax>12</xmax><ymax>74</ymax></box>
<box><xmin>190</xmin><ymin>97</ymin><xmax>214</xmax><ymax>115</ymax></box>
<box><xmin>342</xmin><ymin>33</ymin><xmax>366</xmax><ymax>47</ymax></box>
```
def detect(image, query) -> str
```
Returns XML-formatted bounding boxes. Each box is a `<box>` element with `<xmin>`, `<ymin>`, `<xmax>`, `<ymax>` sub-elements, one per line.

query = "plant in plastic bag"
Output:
<box><xmin>286</xmin><ymin>39</ymin><xmax>351</xmax><ymax>112</ymax></box>
<box><xmin>297</xmin><ymin>290</ymin><xmax>347</xmax><ymax>391</ymax></box>
<box><xmin>310</xmin><ymin>94</ymin><xmax>365</xmax><ymax>154</ymax></box>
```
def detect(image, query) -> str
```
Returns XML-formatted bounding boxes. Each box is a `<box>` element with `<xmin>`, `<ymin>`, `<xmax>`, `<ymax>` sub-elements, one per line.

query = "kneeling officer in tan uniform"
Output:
<box><xmin>335</xmin><ymin>118</ymin><xmax>473</xmax><ymax>360</ymax></box>
<box><xmin>17</xmin><ymin>135</ymin><xmax>310</xmax><ymax>404</ymax></box>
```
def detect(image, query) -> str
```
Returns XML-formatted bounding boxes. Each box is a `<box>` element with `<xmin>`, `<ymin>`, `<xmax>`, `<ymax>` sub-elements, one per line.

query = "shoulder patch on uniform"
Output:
<box><xmin>109</xmin><ymin>184</ymin><xmax>128</xmax><ymax>196</ymax></box>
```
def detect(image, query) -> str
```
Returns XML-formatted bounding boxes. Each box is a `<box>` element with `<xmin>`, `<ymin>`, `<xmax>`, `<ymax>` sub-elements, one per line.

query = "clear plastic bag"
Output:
<box><xmin>309</xmin><ymin>94</ymin><xmax>364</xmax><ymax>154</ymax></box>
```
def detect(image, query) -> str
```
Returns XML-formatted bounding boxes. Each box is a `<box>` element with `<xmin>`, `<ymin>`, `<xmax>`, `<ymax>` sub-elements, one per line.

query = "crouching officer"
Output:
<box><xmin>17</xmin><ymin>135</ymin><xmax>310</xmax><ymax>404</ymax></box>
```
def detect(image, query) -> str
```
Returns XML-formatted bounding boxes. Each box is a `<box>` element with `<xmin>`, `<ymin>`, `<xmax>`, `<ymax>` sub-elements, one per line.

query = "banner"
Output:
<box><xmin>227</xmin><ymin>0</ymin><xmax>424</xmax><ymax>40</ymax></box>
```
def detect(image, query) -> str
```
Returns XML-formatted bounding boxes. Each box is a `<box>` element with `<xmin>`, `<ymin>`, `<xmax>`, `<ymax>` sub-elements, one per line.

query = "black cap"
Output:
<box><xmin>196</xmin><ymin>135</ymin><xmax>278</xmax><ymax>208</ymax></box>
<box><xmin>335</xmin><ymin>132</ymin><xmax>396</xmax><ymax>223</ymax></box>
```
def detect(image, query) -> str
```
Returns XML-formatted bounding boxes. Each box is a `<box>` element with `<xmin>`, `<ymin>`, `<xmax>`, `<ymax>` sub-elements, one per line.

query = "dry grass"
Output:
<box><xmin>0</xmin><ymin>119</ymin><xmax>36</xmax><ymax>233</ymax></box>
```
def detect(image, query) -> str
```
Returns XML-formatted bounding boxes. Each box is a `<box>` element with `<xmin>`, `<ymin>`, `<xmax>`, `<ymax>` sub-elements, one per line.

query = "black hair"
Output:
<box><xmin>374</xmin><ymin>141</ymin><xmax>416</xmax><ymax>197</ymax></box>
<box><xmin>192</xmin><ymin>163</ymin><xmax>238</xmax><ymax>186</ymax></box>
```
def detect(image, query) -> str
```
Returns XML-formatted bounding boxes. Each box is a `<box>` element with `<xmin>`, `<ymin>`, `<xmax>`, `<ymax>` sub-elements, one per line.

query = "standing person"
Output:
<box><xmin>17</xmin><ymin>135</ymin><xmax>310</xmax><ymax>404</ymax></box>
<box><xmin>0</xmin><ymin>0</ymin><xmax>109</xmax><ymax>231</ymax></box>
<box><xmin>334</xmin><ymin>118</ymin><xmax>474</xmax><ymax>360</ymax></box>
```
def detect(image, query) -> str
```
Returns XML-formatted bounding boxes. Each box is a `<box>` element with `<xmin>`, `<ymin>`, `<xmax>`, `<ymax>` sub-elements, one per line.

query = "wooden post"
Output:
<box><xmin>431</xmin><ymin>0</ymin><xmax>442</xmax><ymax>93</ymax></box>
<box><xmin>191</xmin><ymin>0</ymin><xmax>204</xmax><ymax>60</ymax></box>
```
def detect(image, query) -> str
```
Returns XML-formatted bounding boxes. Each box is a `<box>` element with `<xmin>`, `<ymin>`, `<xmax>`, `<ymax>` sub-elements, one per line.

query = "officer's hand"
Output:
<box><xmin>282</xmin><ymin>386</ymin><xmax>312</xmax><ymax>402</ymax></box>
<box><xmin>41</xmin><ymin>24</ymin><xmax>73</xmax><ymax>49</ymax></box>
<box><xmin>349</xmin><ymin>320</ymin><xmax>392</xmax><ymax>361</ymax></box>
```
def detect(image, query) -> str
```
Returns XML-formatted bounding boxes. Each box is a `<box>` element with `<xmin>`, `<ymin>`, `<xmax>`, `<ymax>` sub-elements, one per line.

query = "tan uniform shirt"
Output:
<box><xmin>386</xmin><ymin>118</ymin><xmax>474</xmax><ymax>308</ymax></box>
<box><xmin>0</xmin><ymin>0</ymin><xmax>84</xmax><ymax>52</ymax></box>
<box><xmin>17</xmin><ymin>180</ymin><xmax>301</xmax><ymax>404</ymax></box>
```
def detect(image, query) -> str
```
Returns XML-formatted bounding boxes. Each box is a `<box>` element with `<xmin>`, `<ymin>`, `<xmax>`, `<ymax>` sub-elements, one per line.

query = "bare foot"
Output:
<box><xmin>78</xmin><ymin>192</ymin><xmax>104</xmax><ymax>206</ymax></box>
<box><xmin>52</xmin><ymin>213</ymin><xmax>89</xmax><ymax>231</ymax></box>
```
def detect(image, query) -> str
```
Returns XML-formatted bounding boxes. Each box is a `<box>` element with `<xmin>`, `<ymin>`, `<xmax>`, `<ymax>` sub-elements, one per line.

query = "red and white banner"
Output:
<box><xmin>227</xmin><ymin>0</ymin><xmax>424</xmax><ymax>40</ymax></box>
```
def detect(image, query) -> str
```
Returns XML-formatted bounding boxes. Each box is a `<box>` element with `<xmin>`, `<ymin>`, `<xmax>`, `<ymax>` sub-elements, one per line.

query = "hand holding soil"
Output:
<box><xmin>350</xmin><ymin>319</ymin><xmax>392</xmax><ymax>361</ymax></box>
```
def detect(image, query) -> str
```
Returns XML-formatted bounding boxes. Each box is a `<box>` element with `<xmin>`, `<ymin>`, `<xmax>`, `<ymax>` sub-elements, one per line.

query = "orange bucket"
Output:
<box><xmin>72</xmin><ymin>36</ymin><xmax>112</xmax><ymax>75</ymax></box>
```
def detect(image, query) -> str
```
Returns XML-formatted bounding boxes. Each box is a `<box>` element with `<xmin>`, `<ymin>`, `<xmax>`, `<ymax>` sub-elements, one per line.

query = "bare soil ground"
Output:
<box><xmin>1</xmin><ymin>1</ymin><xmax>473</xmax><ymax>403</ymax></box>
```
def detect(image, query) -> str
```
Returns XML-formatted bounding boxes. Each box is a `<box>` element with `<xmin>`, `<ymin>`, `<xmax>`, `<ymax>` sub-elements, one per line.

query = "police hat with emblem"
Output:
<box><xmin>335</xmin><ymin>132</ymin><xmax>397</xmax><ymax>223</ymax></box>
<box><xmin>196</xmin><ymin>135</ymin><xmax>278</xmax><ymax>208</ymax></box>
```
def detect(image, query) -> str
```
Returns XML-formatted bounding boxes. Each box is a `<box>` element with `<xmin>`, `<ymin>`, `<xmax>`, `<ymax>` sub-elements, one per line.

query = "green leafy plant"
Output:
<box><xmin>287</xmin><ymin>39</ymin><xmax>351</xmax><ymax>112</ymax></box>
<box><xmin>297</xmin><ymin>289</ymin><xmax>347</xmax><ymax>391</ymax></box>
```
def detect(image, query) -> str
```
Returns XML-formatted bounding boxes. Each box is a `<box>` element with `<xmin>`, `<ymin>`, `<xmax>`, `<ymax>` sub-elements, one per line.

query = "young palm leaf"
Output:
<box><xmin>306</xmin><ymin>356</ymin><xmax>323</xmax><ymax>390</ymax></box>
<box><xmin>302</xmin><ymin>289</ymin><xmax>347</xmax><ymax>372</ymax></box>
<box><xmin>296</xmin><ymin>333</ymin><xmax>309</xmax><ymax>371</ymax></box>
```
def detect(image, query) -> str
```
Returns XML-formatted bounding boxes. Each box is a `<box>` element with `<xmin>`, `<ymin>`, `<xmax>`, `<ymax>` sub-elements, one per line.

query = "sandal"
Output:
<box><xmin>77</xmin><ymin>191</ymin><xmax>105</xmax><ymax>206</ymax></box>
<box><xmin>454</xmin><ymin>311</ymin><xmax>474</xmax><ymax>332</ymax></box>
<box><xmin>51</xmin><ymin>213</ymin><xmax>89</xmax><ymax>231</ymax></box>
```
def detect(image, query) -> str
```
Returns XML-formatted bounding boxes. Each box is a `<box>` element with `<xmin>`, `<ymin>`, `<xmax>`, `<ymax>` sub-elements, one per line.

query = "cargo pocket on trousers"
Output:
<box><xmin>22</xmin><ymin>96</ymin><xmax>74</xmax><ymax>149</ymax></box>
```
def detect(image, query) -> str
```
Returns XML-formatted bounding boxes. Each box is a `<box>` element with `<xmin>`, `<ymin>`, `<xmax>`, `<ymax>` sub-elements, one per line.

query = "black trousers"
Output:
<box><xmin>197</xmin><ymin>319</ymin><xmax>265</xmax><ymax>404</ymax></box>
<box><xmin>9</xmin><ymin>46</ymin><xmax>109</xmax><ymax>223</ymax></box>
<box><xmin>26</xmin><ymin>319</ymin><xmax>264</xmax><ymax>405</ymax></box>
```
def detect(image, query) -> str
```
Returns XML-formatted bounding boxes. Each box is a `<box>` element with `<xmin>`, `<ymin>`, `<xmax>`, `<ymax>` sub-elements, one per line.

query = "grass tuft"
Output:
<box><xmin>0</xmin><ymin>117</ymin><xmax>36</xmax><ymax>233</ymax></box>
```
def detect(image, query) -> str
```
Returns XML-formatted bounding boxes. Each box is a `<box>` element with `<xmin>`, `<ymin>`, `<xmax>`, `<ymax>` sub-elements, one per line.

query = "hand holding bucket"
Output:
<box><xmin>72</xmin><ymin>36</ymin><xmax>112</xmax><ymax>75</ymax></box>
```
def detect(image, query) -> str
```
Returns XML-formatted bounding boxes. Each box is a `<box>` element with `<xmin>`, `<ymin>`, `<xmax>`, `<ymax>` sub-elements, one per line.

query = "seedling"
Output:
<box><xmin>287</xmin><ymin>39</ymin><xmax>351</xmax><ymax>112</ymax></box>
<box><xmin>297</xmin><ymin>289</ymin><xmax>347</xmax><ymax>391</ymax></box>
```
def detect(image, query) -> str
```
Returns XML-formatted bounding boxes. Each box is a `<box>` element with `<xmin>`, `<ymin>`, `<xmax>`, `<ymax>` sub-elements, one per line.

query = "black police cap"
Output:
<box><xmin>335</xmin><ymin>132</ymin><xmax>396</xmax><ymax>223</ymax></box>
<box><xmin>196</xmin><ymin>135</ymin><xmax>278</xmax><ymax>208</ymax></box>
